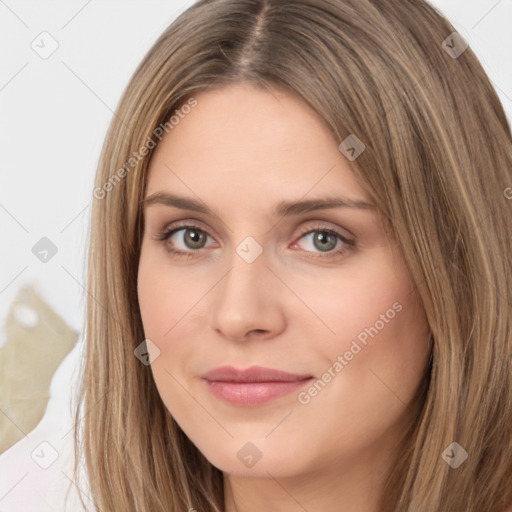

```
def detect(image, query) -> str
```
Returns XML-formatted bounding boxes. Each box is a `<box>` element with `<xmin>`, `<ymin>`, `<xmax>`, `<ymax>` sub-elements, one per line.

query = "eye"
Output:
<box><xmin>154</xmin><ymin>222</ymin><xmax>355</xmax><ymax>260</ymax></box>
<box><xmin>154</xmin><ymin>224</ymin><xmax>215</xmax><ymax>259</ymax></box>
<box><xmin>291</xmin><ymin>225</ymin><xmax>354</xmax><ymax>258</ymax></box>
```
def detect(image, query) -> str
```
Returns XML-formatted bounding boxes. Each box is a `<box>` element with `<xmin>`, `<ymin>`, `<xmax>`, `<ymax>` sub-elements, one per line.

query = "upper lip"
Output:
<box><xmin>202</xmin><ymin>365</ymin><xmax>313</xmax><ymax>383</ymax></box>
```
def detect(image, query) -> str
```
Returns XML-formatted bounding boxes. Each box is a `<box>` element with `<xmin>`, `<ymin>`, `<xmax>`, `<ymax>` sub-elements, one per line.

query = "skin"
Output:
<box><xmin>137</xmin><ymin>82</ymin><xmax>432</xmax><ymax>512</ymax></box>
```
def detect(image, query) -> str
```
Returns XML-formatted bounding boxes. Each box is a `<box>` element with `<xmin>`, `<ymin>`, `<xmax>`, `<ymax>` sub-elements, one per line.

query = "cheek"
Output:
<box><xmin>137</xmin><ymin>249</ymin><xmax>206</xmax><ymax>340</ymax></box>
<box><xmin>137</xmin><ymin>252</ymin><xmax>202</xmax><ymax>421</ymax></box>
<box><xmin>296</xmin><ymin>250</ymin><xmax>431</xmax><ymax>410</ymax></box>
<box><xmin>289</xmin><ymin>252</ymin><xmax>421</xmax><ymax>350</ymax></box>
<box><xmin>136</xmin><ymin>249</ymin><xmax>214</xmax><ymax>403</ymax></box>
<box><xmin>291</xmin><ymin>272</ymin><xmax>430</xmax><ymax>459</ymax></box>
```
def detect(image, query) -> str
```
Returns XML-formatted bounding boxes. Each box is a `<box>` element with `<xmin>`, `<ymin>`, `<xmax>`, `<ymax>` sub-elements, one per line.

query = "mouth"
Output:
<box><xmin>201</xmin><ymin>365</ymin><xmax>314</xmax><ymax>406</ymax></box>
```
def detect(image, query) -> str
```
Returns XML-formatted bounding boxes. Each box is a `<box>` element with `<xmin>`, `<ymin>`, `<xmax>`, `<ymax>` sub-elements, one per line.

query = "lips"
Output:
<box><xmin>202</xmin><ymin>365</ymin><xmax>314</xmax><ymax>406</ymax></box>
<box><xmin>202</xmin><ymin>365</ymin><xmax>313</xmax><ymax>383</ymax></box>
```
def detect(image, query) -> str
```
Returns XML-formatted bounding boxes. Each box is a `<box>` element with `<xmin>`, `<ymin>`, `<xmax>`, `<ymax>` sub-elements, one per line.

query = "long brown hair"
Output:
<box><xmin>73</xmin><ymin>0</ymin><xmax>512</xmax><ymax>510</ymax></box>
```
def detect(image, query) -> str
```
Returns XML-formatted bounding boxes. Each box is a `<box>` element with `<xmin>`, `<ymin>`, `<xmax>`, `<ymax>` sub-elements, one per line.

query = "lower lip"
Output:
<box><xmin>203</xmin><ymin>378</ymin><xmax>313</xmax><ymax>406</ymax></box>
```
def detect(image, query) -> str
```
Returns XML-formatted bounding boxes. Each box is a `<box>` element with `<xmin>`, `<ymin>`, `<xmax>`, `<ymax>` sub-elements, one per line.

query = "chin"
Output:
<box><xmin>196</xmin><ymin>436</ymin><xmax>311</xmax><ymax>478</ymax></box>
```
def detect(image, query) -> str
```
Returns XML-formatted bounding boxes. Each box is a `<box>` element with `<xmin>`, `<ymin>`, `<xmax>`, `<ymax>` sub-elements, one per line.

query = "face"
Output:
<box><xmin>137</xmin><ymin>83</ymin><xmax>431</xmax><ymax>483</ymax></box>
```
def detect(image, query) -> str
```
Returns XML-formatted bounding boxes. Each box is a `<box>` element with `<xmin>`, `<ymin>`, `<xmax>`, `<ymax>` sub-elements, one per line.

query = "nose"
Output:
<box><xmin>208</xmin><ymin>247</ymin><xmax>286</xmax><ymax>342</ymax></box>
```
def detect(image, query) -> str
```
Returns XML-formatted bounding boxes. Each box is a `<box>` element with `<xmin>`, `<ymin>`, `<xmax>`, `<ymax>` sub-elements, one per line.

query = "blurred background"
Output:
<box><xmin>0</xmin><ymin>0</ymin><xmax>510</xmax><ymax>510</ymax></box>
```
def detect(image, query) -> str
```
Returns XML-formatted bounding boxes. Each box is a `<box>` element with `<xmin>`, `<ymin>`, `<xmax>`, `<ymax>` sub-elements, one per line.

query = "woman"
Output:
<box><xmin>74</xmin><ymin>0</ymin><xmax>512</xmax><ymax>510</ymax></box>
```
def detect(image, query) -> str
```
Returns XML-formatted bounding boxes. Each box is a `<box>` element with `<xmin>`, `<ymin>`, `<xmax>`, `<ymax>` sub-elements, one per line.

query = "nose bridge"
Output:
<box><xmin>208</xmin><ymin>236</ymin><xmax>284</xmax><ymax>340</ymax></box>
<box><xmin>221</xmin><ymin>229</ymin><xmax>267</xmax><ymax>290</ymax></box>
<box><xmin>218</xmin><ymin>239</ymin><xmax>268</xmax><ymax>311</ymax></box>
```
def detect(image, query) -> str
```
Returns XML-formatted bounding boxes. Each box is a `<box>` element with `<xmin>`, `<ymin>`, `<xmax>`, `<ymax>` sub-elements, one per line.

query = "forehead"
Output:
<box><xmin>155</xmin><ymin>83</ymin><xmax>332</xmax><ymax>155</ymax></box>
<box><xmin>145</xmin><ymin>83</ymin><xmax>370</xmax><ymax>208</ymax></box>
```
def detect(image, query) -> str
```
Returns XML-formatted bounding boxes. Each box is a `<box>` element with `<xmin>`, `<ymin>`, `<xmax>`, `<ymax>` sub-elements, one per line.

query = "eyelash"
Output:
<box><xmin>153</xmin><ymin>222</ymin><xmax>355</xmax><ymax>260</ymax></box>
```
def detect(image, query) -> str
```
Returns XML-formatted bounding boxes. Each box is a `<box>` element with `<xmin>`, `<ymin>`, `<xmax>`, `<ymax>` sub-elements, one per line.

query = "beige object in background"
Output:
<box><xmin>0</xmin><ymin>285</ymin><xmax>78</xmax><ymax>454</ymax></box>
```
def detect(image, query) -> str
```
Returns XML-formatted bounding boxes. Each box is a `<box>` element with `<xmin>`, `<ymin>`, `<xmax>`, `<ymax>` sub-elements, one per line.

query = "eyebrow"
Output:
<box><xmin>142</xmin><ymin>192</ymin><xmax>375</xmax><ymax>217</ymax></box>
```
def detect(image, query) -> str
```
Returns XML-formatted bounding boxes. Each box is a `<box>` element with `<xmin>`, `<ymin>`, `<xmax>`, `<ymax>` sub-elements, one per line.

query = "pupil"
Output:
<box><xmin>315</xmin><ymin>232</ymin><xmax>335</xmax><ymax>251</ymax></box>
<box><xmin>186</xmin><ymin>229</ymin><xmax>204</xmax><ymax>248</ymax></box>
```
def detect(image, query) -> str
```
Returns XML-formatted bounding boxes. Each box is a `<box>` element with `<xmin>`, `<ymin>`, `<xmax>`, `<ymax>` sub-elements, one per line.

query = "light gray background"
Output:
<box><xmin>0</xmin><ymin>1</ymin><xmax>511</xmax><ymax>510</ymax></box>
